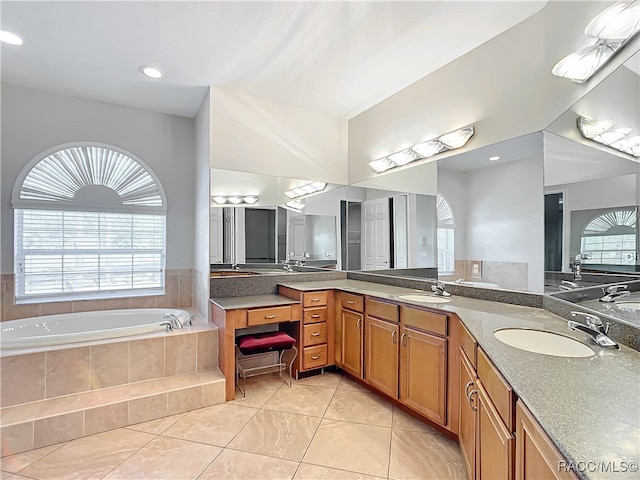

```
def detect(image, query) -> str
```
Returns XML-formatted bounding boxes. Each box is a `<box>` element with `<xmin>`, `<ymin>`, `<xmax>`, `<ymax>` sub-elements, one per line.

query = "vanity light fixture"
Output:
<box><xmin>211</xmin><ymin>195</ymin><xmax>259</xmax><ymax>205</ymax></box>
<box><xmin>489</xmin><ymin>156</ymin><xmax>501</xmax><ymax>161</ymax></box>
<box><xmin>369</xmin><ymin>126</ymin><xmax>474</xmax><ymax>173</ymax></box>
<box><xmin>552</xmin><ymin>1</ymin><xmax>640</xmax><ymax>83</ymax></box>
<box><xmin>0</xmin><ymin>30</ymin><xmax>23</xmax><ymax>45</ymax></box>
<box><xmin>284</xmin><ymin>181</ymin><xmax>327</xmax><ymax>199</ymax></box>
<box><xmin>577</xmin><ymin>116</ymin><xmax>640</xmax><ymax>157</ymax></box>
<box><xmin>280</xmin><ymin>201</ymin><xmax>306</xmax><ymax>213</ymax></box>
<box><xmin>139</xmin><ymin>65</ymin><xmax>163</xmax><ymax>79</ymax></box>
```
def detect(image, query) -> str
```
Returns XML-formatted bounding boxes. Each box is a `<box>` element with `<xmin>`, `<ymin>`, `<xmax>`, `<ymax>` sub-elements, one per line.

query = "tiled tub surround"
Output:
<box><xmin>0</xmin><ymin>269</ymin><xmax>195</xmax><ymax>322</ymax></box>
<box><xmin>277</xmin><ymin>279</ymin><xmax>640</xmax><ymax>480</ymax></box>
<box><xmin>0</xmin><ymin>312</ymin><xmax>224</xmax><ymax>456</ymax></box>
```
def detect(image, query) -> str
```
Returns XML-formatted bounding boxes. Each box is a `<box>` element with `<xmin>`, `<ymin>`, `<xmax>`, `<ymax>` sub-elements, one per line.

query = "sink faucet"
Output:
<box><xmin>163</xmin><ymin>313</ymin><xmax>183</xmax><ymax>330</ymax></box>
<box><xmin>568</xmin><ymin>311</ymin><xmax>618</xmax><ymax>349</ymax></box>
<box><xmin>283</xmin><ymin>263</ymin><xmax>294</xmax><ymax>272</ymax></box>
<box><xmin>600</xmin><ymin>285</ymin><xmax>630</xmax><ymax>302</ymax></box>
<box><xmin>558</xmin><ymin>280</ymin><xmax>579</xmax><ymax>291</ymax></box>
<box><xmin>431</xmin><ymin>282</ymin><xmax>451</xmax><ymax>297</ymax></box>
<box><xmin>231</xmin><ymin>263</ymin><xmax>240</xmax><ymax>271</ymax></box>
<box><xmin>572</xmin><ymin>254</ymin><xmax>583</xmax><ymax>280</ymax></box>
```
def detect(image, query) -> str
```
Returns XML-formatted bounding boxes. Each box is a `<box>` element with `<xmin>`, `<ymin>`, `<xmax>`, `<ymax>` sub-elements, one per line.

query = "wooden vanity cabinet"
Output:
<box><xmin>364</xmin><ymin>299</ymin><xmax>399</xmax><ymax>398</ymax></box>
<box><xmin>335</xmin><ymin>292</ymin><xmax>365</xmax><ymax>379</ymax></box>
<box><xmin>459</xmin><ymin>347</ymin><xmax>477</xmax><ymax>479</ymax></box>
<box><xmin>516</xmin><ymin>400</ymin><xmax>577</xmax><ymax>480</ymax></box>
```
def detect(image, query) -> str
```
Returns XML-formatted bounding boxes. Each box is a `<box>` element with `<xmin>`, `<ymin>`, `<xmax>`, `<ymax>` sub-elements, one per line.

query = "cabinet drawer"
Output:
<box><xmin>339</xmin><ymin>292</ymin><xmax>364</xmax><ymax>312</ymax></box>
<box><xmin>478</xmin><ymin>347</ymin><xmax>514</xmax><ymax>430</ymax></box>
<box><xmin>303</xmin><ymin>307</ymin><xmax>327</xmax><ymax>324</ymax></box>
<box><xmin>366</xmin><ymin>297</ymin><xmax>399</xmax><ymax>322</ymax></box>
<box><xmin>402</xmin><ymin>307</ymin><xmax>447</xmax><ymax>336</ymax></box>
<box><xmin>303</xmin><ymin>323</ymin><xmax>327</xmax><ymax>346</ymax></box>
<box><xmin>303</xmin><ymin>344</ymin><xmax>328</xmax><ymax>369</ymax></box>
<box><xmin>459</xmin><ymin>319</ymin><xmax>477</xmax><ymax>368</ymax></box>
<box><xmin>247</xmin><ymin>305</ymin><xmax>292</xmax><ymax>326</ymax></box>
<box><xmin>303</xmin><ymin>291</ymin><xmax>328</xmax><ymax>307</ymax></box>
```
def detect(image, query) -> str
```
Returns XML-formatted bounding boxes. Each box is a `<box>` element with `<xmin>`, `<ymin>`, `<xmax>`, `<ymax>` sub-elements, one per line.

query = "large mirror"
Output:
<box><xmin>209</xmin><ymin>169</ymin><xmax>347</xmax><ymax>271</ymax></box>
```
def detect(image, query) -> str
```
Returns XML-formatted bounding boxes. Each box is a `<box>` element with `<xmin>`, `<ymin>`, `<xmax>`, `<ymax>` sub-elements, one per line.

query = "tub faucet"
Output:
<box><xmin>231</xmin><ymin>263</ymin><xmax>240</xmax><ymax>271</ymax></box>
<box><xmin>283</xmin><ymin>263</ymin><xmax>294</xmax><ymax>272</ymax></box>
<box><xmin>163</xmin><ymin>313</ymin><xmax>183</xmax><ymax>330</ymax></box>
<box><xmin>431</xmin><ymin>282</ymin><xmax>451</xmax><ymax>297</ymax></box>
<box><xmin>568</xmin><ymin>311</ymin><xmax>618</xmax><ymax>349</ymax></box>
<box><xmin>600</xmin><ymin>285</ymin><xmax>630</xmax><ymax>302</ymax></box>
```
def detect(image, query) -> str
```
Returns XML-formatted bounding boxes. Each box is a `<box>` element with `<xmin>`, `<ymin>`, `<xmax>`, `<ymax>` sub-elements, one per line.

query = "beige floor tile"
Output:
<box><xmin>0</xmin><ymin>444</ymin><xmax>63</xmax><ymax>473</ymax></box>
<box><xmin>388</xmin><ymin>428</ymin><xmax>468</xmax><ymax>480</ymax></box>
<box><xmin>1</xmin><ymin>471</ymin><xmax>12</xmax><ymax>479</ymax></box>
<box><xmin>102</xmin><ymin>436</ymin><xmax>221</xmax><ymax>480</ymax></box>
<box><xmin>294</xmin><ymin>372</ymin><xmax>342</xmax><ymax>389</ymax></box>
<box><xmin>303</xmin><ymin>419</ymin><xmax>391</xmax><ymax>477</ymax></box>
<box><xmin>199</xmin><ymin>448</ymin><xmax>298</xmax><ymax>480</ymax></box>
<box><xmin>126</xmin><ymin>413</ymin><xmax>186</xmax><ymax>435</ymax></box>
<box><xmin>230</xmin><ymin>375</ymin><xmax>288</xmax><ymax>408</ymax></box>
<box><xmin>228</xmin><ymin>409</ymin><xmax>321</xmax><ymax>462</ymax></box>
<box><xmin>162</xmin><ymin>403</ymin><xmax>257</xmax><ymax>447</ymax></box>
<box><xmin>19</xmin><ymin>428</ymin><xmax>155</xmax><ymax>480</ymax></box>
<box><xmin>336</xmin><ymin>376</ymin><xmax>370</xmax><ymax>393</ymax></box>
<box><xmin>392</xmin><ymin>406</ymin><xmax>442</xmax><ymax>434</ymax></box>
<box><xmin>294</xmin><ymin>463</ymin><xmax>386</xmax><ymax>479</ymax></box>
<box><xmin>324</xmin><ymin>389</ymin><xmax>393</xmax><ymax>427</ymax></box>
<box><xmin>263</xmin><ymin>384</ymin><xmax>335</xmax><ymax>417</ymax></box>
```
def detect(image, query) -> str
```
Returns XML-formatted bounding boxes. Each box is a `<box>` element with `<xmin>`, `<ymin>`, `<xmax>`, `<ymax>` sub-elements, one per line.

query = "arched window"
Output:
<box><xmin>581</xmin><ymin>209</ymin><xmax>637</xmax><ymax>265</ymax></box>
<box><xmin>12</xmin><ymin>143</ymin><xmax>167</xmax><ymax>303</ymax></box>
<box><xmin>437</xmin><ymin>194</ymin><xmax>455</xmax><ymax>275</ymax></box>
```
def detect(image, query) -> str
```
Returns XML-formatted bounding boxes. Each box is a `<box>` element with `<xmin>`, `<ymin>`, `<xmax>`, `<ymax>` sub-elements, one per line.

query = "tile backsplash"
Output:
<box><xmin>0</xmin><ymin>269</ymin><xmax>194</xmax><ymax>322</ymax></box>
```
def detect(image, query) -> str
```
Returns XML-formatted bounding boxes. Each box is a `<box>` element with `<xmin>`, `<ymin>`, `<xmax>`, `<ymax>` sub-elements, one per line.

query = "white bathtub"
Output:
<box><xmin>0</xmin><ymin>308</ymin><xmax>193</xmax><ymax>350</ymax></box>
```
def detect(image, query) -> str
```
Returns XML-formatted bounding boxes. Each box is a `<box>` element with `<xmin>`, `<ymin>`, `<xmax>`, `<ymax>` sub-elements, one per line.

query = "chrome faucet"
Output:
<box><xmin>231</xmin><ymin>263</ymin><xmax>240</xmax><ymax>271</ymax></box>
<box><xmin>283</xmin><ymin>263</ymin><xmax>294</xmax><ymax>272</ymax></box>
<box><xmin>431</xmin><ymin>282</ymin><xmax>451</xmax><ymax>297</ymax></box>
<box><xmin>572</xmin><ymin>254</ymin><xmax>583</xmax><ymax>280</ymax></box>
<box><xmin>568</xmin><ymin>311</ymin><xmax>618</xmax><ymax>349</ymax></box>
<box><xmin>600</xmin><ymin>285</ymin><xmax>630</xmax><ymax>302</ymax></box>
<box><xmin>558</xmin><ymin>280</ymin><xmax>579</xmax><ymax>291</ymax></box>
<box><xmin>163</xmin><ymin>313</ymin><xmax>183</xmax><ymax>330</ymax></box>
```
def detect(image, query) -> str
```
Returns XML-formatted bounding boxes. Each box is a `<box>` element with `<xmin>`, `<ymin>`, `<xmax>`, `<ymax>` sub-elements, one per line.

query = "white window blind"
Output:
<box><xmin>580</xmin><ymin>209</ymin><xmax>637</xmax><ymax>265</ymax></box>
<box><xmin>436</xmin><ymin>194</ymin><xmax>455</xmax><ymax>275</ymax></box>
<box><xmin>15</xmin><ymin>209</ymin><xmax>165</xmax><ymax>303</ymax></box>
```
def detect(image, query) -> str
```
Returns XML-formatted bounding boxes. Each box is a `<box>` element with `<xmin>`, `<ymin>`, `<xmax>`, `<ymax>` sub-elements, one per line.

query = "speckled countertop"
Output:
<box><xmin>210</xmin><ymin>294</ymin><xmax>299</xmax><ymax>311</ymax></box>
<box><xmin>279</xmin><ymin>280</ymin><xmax>640</xmax><ymax>480</ymax></box>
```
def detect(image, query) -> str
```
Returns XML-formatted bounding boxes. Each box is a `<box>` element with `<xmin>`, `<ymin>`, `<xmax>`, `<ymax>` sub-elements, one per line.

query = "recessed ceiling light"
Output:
<box><xmin>0</xmin><ymin>30</ymin><xmax>23</xmax><ymax>46</ymax></box>
<box><xmin>139</xmin><ymin>65</ymin><xmax>163</xmax><ymax>79</ymax></box>
<box><xmin>489</xmin><ymin>156</ymin><xmax>500</xmax><ymax>161</ymax></box>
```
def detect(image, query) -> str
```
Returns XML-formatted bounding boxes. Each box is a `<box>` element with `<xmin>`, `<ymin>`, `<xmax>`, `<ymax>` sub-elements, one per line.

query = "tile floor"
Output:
<box><xmin>0</xmin><ymin>371</ymin><xmax>468</xmax><ymax>480</ymax></box>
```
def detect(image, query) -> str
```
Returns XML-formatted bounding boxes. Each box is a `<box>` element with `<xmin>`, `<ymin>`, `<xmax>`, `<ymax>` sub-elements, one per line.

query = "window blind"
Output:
<box><xmin>15</xmin><ymin>209</ymin><xmax>165</xmax><ymax>303</ymax></box>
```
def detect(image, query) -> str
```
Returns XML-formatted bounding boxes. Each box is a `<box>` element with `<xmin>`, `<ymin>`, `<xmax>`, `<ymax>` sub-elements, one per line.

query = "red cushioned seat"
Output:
<box><xmin>237</xmin><ymin>331</ymin><xmax>296</xmax><ymax>355</ymax></box>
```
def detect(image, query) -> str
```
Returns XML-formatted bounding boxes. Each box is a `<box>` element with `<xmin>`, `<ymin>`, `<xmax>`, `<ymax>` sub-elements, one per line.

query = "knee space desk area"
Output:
<box><xmin>211</xmin><ymin>279</ymin><xmax>640</xmax><ymax>480</ymax></box>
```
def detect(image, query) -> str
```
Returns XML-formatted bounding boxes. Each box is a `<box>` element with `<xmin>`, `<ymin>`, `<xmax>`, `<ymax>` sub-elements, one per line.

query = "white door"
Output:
<box><xmin>362</xmin><ymin>198</ymin><xmax>390</xmax><ymax>270</ymax></box>
<box><xmin>394</xmin><ymin>195</ymin><xmax>408</xmax><ymax>268</ymax></box>
<box><xmin>210</xmin><ymin>207</ymin><xmax>223</xmax><ymax>264</ymax></box>
<box><xmin>289</xmin><ymin>215</ymin><xmax>307</xmax><ymax>261</ymax></box>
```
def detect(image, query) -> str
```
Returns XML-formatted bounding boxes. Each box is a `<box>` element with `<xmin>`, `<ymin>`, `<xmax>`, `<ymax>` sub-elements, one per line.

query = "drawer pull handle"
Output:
<box><xmin>311</xmin><ymin>332</ymin><xmax>321</xmax><ymax>337</ymax></box>
<box><xmin>346</xmin><ymin>300</ymin><xmax>355</xmax><ymax>304</ymax></box>
<box><xmin>311</xmin><ymin>355</ymin><xmax>321</xmax><ymax>360</ymax></box>
<box><xmin>264</xmin><ymin>314</ymin><xmax>277</xmax><ymax>319</ymax></box>
<box><xmin>392</xmin><ymin>330</ymin><xmax>397</xmax><ymax>344</ymax></box>
<box><xmin>401</xmin><ymin>332</ymin><xmax>407</xmax><ymax>346</ymax></box>
<box><xmin>357</xmin><ymin>318</ymin><xmax>362</xmax><ymax>330</ymax></box>
<box><xmin>465</xmin><ymin>381</ymin><xmax>474</xmax><ymax>398</ymax></box>
<box><xmin>468</xmin><ymin>389</ymin><xmax>478</xmax><ymax>412</ymax></box>
<box><xmin>311</xmin><ymin>298</ymin><xmax>321</xmax><ymax>302</ymax></box>
<box><xmin>311</xmin><ymin>314</ymin><xmax>321</xmax><ymax>318</ymax></box>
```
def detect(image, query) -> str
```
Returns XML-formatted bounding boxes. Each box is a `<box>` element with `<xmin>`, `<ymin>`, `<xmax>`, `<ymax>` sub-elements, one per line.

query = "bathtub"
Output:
<box><xmin>0</xmin><ymin>308</ymin><xmax>193</xmax><ymax>350</ymax></box>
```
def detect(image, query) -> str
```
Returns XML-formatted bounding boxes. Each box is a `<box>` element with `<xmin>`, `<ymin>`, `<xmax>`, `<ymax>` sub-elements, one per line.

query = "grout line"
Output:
<box><xmin>96</xmin><ymin>429</ymin><xmax>160</xmax><ymax>479</ymax></box>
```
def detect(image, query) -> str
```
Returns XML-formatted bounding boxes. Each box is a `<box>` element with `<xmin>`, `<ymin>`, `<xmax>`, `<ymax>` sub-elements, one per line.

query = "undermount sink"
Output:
<box><xmin>613</xmin><ymin>301</ymin><xmax>640</xmax><ymax>312</ymax></box>
<box><xmin>494</xmin><ymin>328</ymin><xmax>594</xmax><ymax>358</ymax></box>
<box><xmin>397</xmin><ymin>294</ymin><xmax>451</xmax><ymax>304</ymax></box>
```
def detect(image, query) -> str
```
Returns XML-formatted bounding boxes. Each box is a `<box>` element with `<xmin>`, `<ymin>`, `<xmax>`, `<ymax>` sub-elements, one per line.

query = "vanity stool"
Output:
<box><xmin>235</xmin><ymin>331</ymin><xmax>298</xmax><ymax>397</ymax></box>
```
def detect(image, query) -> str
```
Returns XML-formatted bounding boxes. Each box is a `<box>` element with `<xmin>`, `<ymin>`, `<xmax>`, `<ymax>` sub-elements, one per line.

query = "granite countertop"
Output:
<box><xmin>279</xmin><ymin>279</ymin><xmax>640</xmax><ymax>480</ymax></box>
<box><xmin>210</xmin><ymin>294</ymin><xmax>300</xmax><ymax>311</ymax></box>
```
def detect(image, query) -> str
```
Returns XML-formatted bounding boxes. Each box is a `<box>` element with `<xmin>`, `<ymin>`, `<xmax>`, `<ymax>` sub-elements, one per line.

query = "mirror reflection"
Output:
<box><xmin>209</xmin><ymin>169</ymin><xmax>346</xmax><ymax>272</ymax></box>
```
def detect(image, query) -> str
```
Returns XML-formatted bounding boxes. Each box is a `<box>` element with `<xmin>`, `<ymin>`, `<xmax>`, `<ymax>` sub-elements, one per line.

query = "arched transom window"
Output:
<box><xmin>436</xmin><ymin>194</ymin><xmax>455</xmax><ymax>275</ymax></box>
<box><xmin>581</xmin><ymin>209</ymin><xmax>637</xmax><ymax>265</ymax></box>
<box><xmin>12</xmin><ymin>144</ymin><xmax>167</xmax><ymax>303</ymax></box>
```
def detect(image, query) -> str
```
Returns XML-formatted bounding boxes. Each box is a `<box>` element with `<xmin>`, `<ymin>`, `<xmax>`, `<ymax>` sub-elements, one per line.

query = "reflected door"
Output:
<box><xmin>362</xmin><ymin>198</ymin><xmax>390</xmax><ymax>270</ymax></box>
<box><xmin>289</xmin><ymin>215</ymin><xmax>306</xmax><ymax>261</ymax></box>
<box><xmin>210</xmin><ymin>208</ymin><xmax>223</xmax><ymax>264</ymax></box>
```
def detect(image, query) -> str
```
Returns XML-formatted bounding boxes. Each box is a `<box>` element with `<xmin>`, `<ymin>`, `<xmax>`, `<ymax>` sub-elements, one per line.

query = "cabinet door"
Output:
<box><xmin>516</xmin><ymin>400</ymin><xmax>576</xmax><ymax>480</ymax></box>
<box><xmin>459</xmin><ymin>349</ymin><xmax>477</xmax><ymax>480</ymax></box>
<box><xmin>399</xmin><ymin>327</ymin><xmax>447</xmax><ymax>425</ymax></box>
<box><xmin>341</xmin><ymin>309</ymin><xmax>364</xmax><ymax>379</ymax></box>
<box><xmin>476</xmin><ymin>381</ymin><xmax>514</xmax><ymax>480</ymax></box>
<box><xmin>364</xmin><ymin>316</ymin><xmax>399</xmax><ymax>398</ymax></box>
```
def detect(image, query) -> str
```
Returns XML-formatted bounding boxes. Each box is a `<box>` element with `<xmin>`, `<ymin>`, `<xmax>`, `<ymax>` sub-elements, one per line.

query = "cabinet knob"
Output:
<box><xmin>311</xmin><ymin>314</ymin><xmax>321</xmax><ymax>319</ymax></box>
<box><xmin>392</xmin><ymin>330</ymin><xmax>397</xmax><ymax>344</ymax></box>
<box><xmin>311</xmin><ymin>332</ymin><xmax>321</xmax><ymax>337</ymax></box>
<box><xmin>311</xmin><ymin>298</ymin><xmax>321</xmax><ymax>302</ymax></box>
<box><xmin>347</xmin><ymin>300</ymin><xmax>355</xmax><ymax>305</ymax></box>
<box><xmin>264</xmin><ymin>314</ymin><xmax>277</xmax><ymax>319</ymax></box>
<box><xmin>311</xmin><ymin>355</ymin><xmax>321</xmax><ymax>360</ymax></box>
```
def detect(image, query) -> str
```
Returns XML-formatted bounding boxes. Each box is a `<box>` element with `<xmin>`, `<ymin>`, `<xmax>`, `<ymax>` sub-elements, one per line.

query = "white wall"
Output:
<box><xmin>0</xmin><ymin>84</ymin><xmax>196</xmax><ymax>273</ymax></box>
<box><xmin>437</xmin><ymin>168</ymin><xmax>467</xmax><ymax>264</ymax></box>
<box><xmin>464</xmin><ymin>157</ymin><xmax>544</xmax><ymax>291</ymax></box>
<box><xmin>209</xmin><ymin>87</ymin><xmax>347</xmax><ymax>185</ymax></box>
<box><xmin>194</xmin><ymin>89</ymin><xmax>212</xmax><ymax>317</ymax></box>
